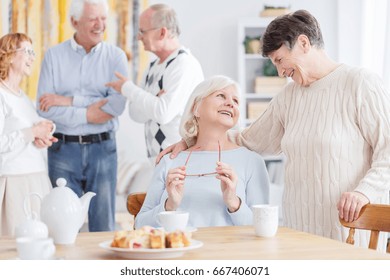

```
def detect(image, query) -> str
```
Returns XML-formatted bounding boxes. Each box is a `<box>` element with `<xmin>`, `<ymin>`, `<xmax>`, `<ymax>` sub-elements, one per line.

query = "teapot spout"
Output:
<box><xmin>79</xmin><ymin>192</ymin><xmax>96</xmax><ymax>228</ymax></box>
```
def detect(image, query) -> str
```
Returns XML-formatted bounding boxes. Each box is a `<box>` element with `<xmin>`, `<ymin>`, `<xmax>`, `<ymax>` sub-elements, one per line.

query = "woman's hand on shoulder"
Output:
<box><xmin>155</xmin><ymin>139</ymin><xmax>188</xmax><ymax>165</ymax></box>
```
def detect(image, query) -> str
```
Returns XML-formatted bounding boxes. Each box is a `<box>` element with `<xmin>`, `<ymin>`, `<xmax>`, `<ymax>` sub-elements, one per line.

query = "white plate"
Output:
<box><xmin>99</xmin><ymin>239</ymin><xmax>203</xmax><ymax>259</ymax></box>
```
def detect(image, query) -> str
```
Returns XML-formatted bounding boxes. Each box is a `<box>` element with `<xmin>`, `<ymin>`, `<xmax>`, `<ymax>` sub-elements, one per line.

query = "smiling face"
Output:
<box><xmin>11</xmin><ymin>40</ymin><xmax>35</xmax><ymax>78</ymax></box>
<box><xmin>71</xmin><ymin>2</ymin><xmax>107</xmax><ymax>52</ymax></box>
<box><xmin>268</xmin><ymin>36</ymin><xmax>311</xmax><ymax>86</ymax></box>
<box><xmin>196</xmin><ymin>85</ymin><xmax>240</xmax><ymax>131</ymax></box>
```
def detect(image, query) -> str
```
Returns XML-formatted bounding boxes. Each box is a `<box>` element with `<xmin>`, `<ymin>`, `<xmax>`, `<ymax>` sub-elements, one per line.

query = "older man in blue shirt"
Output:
<box><xmin>37</xmin><ymin>0</ymin><xmax>128</xmax><ymax>232</ymax></box>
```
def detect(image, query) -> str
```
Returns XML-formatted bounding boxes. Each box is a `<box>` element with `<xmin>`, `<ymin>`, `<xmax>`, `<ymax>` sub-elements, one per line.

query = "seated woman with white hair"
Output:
<box><xmin>135</xmin><ymin>75</ymin><xmax>270</xmax><ymax>228</ymax></box>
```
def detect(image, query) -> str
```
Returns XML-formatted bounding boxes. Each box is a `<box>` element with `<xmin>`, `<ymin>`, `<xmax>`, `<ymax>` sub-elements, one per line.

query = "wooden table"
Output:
<box><xmin>1</xmin><ymin>226</ymin><xmax>389</xmax><ymax>260</ymax></box>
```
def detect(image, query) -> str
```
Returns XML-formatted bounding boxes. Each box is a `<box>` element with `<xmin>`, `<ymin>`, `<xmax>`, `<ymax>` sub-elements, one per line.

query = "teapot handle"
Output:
<box><xmin>23</xmin><ymin>193</ymin><xmax>43</xmax><ymax>220</ymax></box>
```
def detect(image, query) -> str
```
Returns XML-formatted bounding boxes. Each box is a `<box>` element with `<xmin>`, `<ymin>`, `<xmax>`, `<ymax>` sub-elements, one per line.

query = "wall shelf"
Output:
<box><xmin>238</xmin><ymin>18</ymin><xmax>285</xmax><ymax>215</ymax></box>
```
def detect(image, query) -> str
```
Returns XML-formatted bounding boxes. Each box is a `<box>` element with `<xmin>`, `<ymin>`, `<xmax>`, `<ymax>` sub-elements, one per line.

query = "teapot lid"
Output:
<box><xmin>42</xmin><ymin>177</ymin><xmax>80</xmax><ymax>207</ymax></box>
<box><xmin>56</xmin><ymin>178</ymin><xmax>67</xmax><ymax>188</ymax></box>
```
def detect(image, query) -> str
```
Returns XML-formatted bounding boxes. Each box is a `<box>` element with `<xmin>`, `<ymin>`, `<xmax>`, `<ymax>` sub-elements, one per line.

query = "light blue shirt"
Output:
<box><xmin>37</xmin><ymin>37</ymin><xmax>128</xmax><ymax>135</ymax></box>
<box><xmin>135</xmin><ymin>147</ymin><xmax>270</xmax><ymax>229</ymax></box>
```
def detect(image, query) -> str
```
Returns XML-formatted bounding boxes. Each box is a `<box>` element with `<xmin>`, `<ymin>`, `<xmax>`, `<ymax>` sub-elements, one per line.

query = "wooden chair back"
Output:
<box><xmin>126</xmin><ymin>192</ymin><xmax>147</xmax><ymax>218</ymax></box>
<box><xmin>339</xmin><ymin>204</ymin><xmax>390</xmax><ymax>252</ymax></box>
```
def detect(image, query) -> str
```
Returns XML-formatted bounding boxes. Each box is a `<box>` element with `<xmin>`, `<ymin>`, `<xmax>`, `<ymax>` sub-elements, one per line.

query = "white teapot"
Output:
<box><xmin>15</xmin><ymin>193</ymin><xmax>48</xmax><ymax>239</ymax></box>
<box><xmin>40</xmin><ymin>178</ymin><xmax>96</xmax><ymax>245</ymax></box>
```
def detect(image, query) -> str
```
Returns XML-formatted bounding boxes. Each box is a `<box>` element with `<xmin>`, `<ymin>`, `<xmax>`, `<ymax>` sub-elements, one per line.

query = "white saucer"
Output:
<box><xmin>185</xmin><ymin>226</ymin><xmax>198</xmax><ymax>233</ymax></box>
<box><xmin>156</xmin><ymin>227</ymin><xmax>197</xmax><ymax>233</ymax></box>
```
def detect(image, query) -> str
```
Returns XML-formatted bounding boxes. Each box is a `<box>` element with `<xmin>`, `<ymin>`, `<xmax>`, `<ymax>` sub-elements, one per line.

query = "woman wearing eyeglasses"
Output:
<box><xmin>135</xmin><ymin>75</ymin><xmax>270</xmax><ymax>228</ymax></box>
<box><xmin>0</xmin><ymin>33</ymin><xmax>57</xmax><ymax>236</ymax></box>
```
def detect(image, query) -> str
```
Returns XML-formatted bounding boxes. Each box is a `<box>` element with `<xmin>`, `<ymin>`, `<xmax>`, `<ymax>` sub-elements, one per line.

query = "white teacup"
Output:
<box><xmin>157</xmin><ymin>211</ymin><xmax>189</xmax><ymax>232</ymax></box>
<box><xmin>252</xmin><ymin>205</ymin><xmax>278</xmax><ymax>237</ymax></box>
<box><xmin>50</xmin><ymin>123</ymin><xmax>56</xmax><ymax>136</ymax></box>
<box><xmin>16</xmin><ymin>237</ymin><xmax>56</xmax><ymax>260</ymax></box>
<box><xmin>15</xmin><ymin>216</ymin><xmax>48</xmax><ymax>239</ymax></box>
<box><xmin>36</xmin><ymin>119</ymin><xmax>56</xmax><ymax>136</ymax></box>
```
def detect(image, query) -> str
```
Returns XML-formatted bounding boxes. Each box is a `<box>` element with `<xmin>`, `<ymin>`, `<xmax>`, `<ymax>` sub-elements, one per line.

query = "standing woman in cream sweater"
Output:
<box><xmin>160</xmin><ymin>10</ymin><xmax>390</xmax><ymax>251</ymax></box>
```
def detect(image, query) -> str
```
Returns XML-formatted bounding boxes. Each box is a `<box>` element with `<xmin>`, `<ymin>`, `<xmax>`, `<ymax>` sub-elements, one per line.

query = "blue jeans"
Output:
<box><xmin>47</xmin><ymin>135</ymin><xmax>117</xmax><ymax>232</ymax></box>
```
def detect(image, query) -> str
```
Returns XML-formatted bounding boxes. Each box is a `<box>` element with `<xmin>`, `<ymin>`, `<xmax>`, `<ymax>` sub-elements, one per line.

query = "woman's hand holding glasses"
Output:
<box><xmin>216</xmin><ymin>162</ymin><xmax>241</xmax><ymax>213</ymax></box>
<box><xmin>165</xmin><ymin>166</ymin><xmax>186</xmax><ymax>211</ymax></box>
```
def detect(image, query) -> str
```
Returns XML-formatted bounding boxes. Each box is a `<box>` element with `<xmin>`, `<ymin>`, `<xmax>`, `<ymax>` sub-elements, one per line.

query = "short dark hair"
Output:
<box><xmin>261</xmin><ymin>9</ymin><xmax>324</xmax><ymax>57</ymax></box>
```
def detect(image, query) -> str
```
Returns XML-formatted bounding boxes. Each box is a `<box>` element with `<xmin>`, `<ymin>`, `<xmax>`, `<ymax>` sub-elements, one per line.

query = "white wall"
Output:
<box><xmin>337</xmin><ymin>0</ymin><xmax>364</xmax><ymax>66</ymax></box>
<box><xmin>120</xmin><ymin>0</ymin><xmax>340</xmax><ymax>163</ymax></box>
<box><xmin>149</xmin><ymin>0</ymin><xmax>338</xmax><ymax>78</ymax></box>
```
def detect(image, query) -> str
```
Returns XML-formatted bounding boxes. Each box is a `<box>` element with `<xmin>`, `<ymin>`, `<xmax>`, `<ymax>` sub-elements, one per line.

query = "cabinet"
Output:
<box><xmin>238</xmin><ymin>17</ymin><xmax>282</xmax><ymax>126</ymax></box>
<box><xmin>237</xmin><ymin>18</ymin><xmax>285</xmax><ymax>222</ymax></box>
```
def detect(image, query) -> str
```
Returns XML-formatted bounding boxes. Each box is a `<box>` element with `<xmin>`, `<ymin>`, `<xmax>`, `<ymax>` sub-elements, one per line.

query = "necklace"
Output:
<box><xmin>0</xmin><ymin>79</ymin><xmax>23</xmax><ymax>97</ymax></box>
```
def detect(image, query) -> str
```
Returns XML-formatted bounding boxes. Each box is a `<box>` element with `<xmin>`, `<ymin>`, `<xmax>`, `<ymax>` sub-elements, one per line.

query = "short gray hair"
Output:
<box><xmin>150</xmin><ymin>4</ymin><xmax>180</xmax><ymax>37</ymax></box>
<box><xmin>70</xmin><ymin>0</ymin><xmax>109</xmax><ymax>21</ymax></box>
<box><xmin>179</xmin><ymin>75</ymin><xmax>241</xmax><ymax>140</ymax></box>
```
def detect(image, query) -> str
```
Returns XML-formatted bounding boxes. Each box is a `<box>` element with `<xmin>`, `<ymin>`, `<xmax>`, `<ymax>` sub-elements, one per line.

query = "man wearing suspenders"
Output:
<box><xmin>107</xmin><ymin>3</ymin><xmax>204</xmax><ymax>162</ymax></box>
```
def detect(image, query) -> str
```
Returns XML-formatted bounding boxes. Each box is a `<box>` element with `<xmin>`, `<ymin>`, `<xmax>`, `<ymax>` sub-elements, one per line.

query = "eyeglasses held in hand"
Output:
<box><xmin>184</xmin><ymin>141</ymin><xmax>221</xmax><ymax>177</ymax></box>
<box><xmin>15</xmin><ymin>47</ymin><xmax>36</xmax><ymax>57</ymax></box>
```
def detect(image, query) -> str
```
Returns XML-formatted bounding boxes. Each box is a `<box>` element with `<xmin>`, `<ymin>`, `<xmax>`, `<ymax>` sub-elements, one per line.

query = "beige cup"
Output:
<box><xmin>16</xmin><ymin>237</ymin><xmax>55</xmax><ymax>260</ymax></box>
<box><xmin>157</xmin><ymin>211</ymin><xmax>189</xmax><ymax>232</ymax></box>
<box><xmin>252</xmin><ymin>205</ymin><xmax>278</xmax><ymax>237</ymax></box>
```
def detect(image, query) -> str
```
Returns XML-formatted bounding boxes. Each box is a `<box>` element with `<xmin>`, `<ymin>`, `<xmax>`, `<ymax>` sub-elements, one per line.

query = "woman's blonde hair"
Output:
<box><xmin>0</xmin><ymin>33</ymin><xmax>32</xmax><ymax>80</ymax></box>
<box><xmin>179</xmin><ymin>75</ymin><xmax>241</xmax><ymax>141</ymax></box>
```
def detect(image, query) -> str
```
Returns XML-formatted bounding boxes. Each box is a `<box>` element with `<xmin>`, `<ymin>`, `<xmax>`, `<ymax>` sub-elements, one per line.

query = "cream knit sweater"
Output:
<box><xmin>237</xmin><ymin>64</ymin><xmax>390</xmax><ymax>250</ymax></box>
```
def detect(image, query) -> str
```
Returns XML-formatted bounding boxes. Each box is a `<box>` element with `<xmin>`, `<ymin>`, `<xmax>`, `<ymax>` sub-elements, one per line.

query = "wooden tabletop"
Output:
<box><xmin>1</xmin><ymin>226</ymin><xmax>389</xmax><ymax>260</ymax></box>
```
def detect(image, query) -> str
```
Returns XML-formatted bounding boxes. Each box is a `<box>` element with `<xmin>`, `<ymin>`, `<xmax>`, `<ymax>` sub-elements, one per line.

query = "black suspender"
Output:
<box><xmin>145</xmin><ymin>60</ymin><xmax>157</xmax><ymax>86</ymax></box>
<box><xmin>145</xmin><ymin>49</ymin><xmax>187</xmax><ymax>92</ymax></box>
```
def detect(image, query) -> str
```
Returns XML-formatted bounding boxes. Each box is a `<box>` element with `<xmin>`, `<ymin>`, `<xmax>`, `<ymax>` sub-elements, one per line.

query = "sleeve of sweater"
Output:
<box><xmin>228</xmin><ymin>89</ymin><xmax>287</xmax><ymax>155</ymax></box>
<box><xmin>135</xmin><ymin>157</ymin><xmax>170</xmax><ymax>229</ymax></box>
<box><xmin>353</xmin><ymin>70</ymin><xmax>390</xmax><ymax>201</ymax></box>
<box><xmin>228</xmin><ymin>151</ymin><xmax>270</xmax><ymax>225</ymax></box>
<box><xmin>0</xmin><ymin>95</ymin><xmax>33</xmax><ymax>154</ymax></box>
<box><xmin>125</xmin><ymin>56</ymin><xmax>203</xmax><ymax>125</ymax></box>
